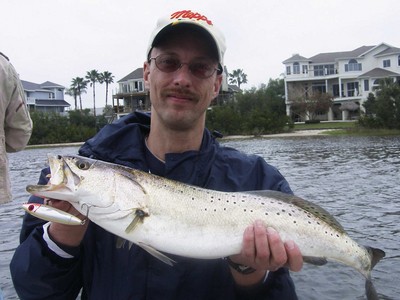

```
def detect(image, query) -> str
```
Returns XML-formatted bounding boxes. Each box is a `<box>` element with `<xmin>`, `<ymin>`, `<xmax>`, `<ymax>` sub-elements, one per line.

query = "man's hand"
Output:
<box><xmin>46</xmin><ymin>199</ymin><xmax>88</xmax><ymax>247</ymax></box>
<box><xmin>229</xmin><ymin>220</ymin><xmax>303</xmax><ymax>286</ymax></box>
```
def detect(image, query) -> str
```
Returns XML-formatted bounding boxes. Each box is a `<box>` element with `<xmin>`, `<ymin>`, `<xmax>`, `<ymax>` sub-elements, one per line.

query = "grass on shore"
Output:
<box><xmin>293</xmin><ymin>121</ymin><xmax>356</xmax><ymax>130</ymax></box>
<box><xmin>293</xmin><ymin>121</ymin><xmax>400</xmax><ymax>136</ymax></box>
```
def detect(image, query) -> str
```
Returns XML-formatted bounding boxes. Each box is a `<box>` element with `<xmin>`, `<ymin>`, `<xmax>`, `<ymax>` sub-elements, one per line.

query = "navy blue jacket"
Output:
<box><xmin>10</xmin><ymin>112</ymin><xmax>298</xmax><ymax>300</ymax></box>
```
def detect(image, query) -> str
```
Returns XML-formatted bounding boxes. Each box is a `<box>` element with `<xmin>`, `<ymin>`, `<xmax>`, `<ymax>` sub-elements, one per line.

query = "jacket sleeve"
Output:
<box><xmin>10</xmin><ymin>168</ymin><xmax>83</xmax><ymax>300</ymax></box>
<box><xmin>2</xmin><ymin>59</ymin><xmax>32</xmax><ymax>152</ymax></box>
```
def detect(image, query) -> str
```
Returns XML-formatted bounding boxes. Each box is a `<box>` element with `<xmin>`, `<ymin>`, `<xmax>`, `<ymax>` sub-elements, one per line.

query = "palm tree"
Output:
<box><xmin>65</xmin><ymin>87</ymin><xmax>78</xmax><ymax>110</ymax></box>
<box><xmin>85</xmin><ymin>70</ymin><xmax>101</xmax><ymax>117</ymax></box>
<box><xmin>100</xmin><ymin>71</ymin><xmax>114</xmax><ymax>107</ymax></box>
<box><xmin>228</xmin><ymin>69</ymin><xmax>248</xmax><ymax>89</ymax></box>
<box><xmin>70</xmin><ymin>77</ymin><xmax>88</xmax><ymax>110</ymax></box>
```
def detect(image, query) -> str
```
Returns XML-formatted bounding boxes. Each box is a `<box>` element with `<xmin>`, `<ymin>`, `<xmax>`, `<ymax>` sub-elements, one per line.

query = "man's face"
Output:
<box><xmin>144</xmin><ymin>31</ymin><xmax>222</xmax><ymax>131</ymax></box>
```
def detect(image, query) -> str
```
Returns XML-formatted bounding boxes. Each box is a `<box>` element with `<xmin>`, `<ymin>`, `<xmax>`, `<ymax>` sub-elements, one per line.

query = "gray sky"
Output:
<box><xmin>1</xmin><ymin>0</ymin><xmax>399</xmax><ymax>108</ymax></box>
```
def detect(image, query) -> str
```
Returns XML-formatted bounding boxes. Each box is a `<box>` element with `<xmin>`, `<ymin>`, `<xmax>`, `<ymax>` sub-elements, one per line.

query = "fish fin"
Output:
<box><xmin>138</xmin><ymin>242</ymin><xmax>176</xmax><ymax>266</ymax></box>
<box><xmin>247</xmin><ymin>190</ymin><xmax>346</xmax><ymax>234</ymax></box>
<box><xmin>115</xmin><ymin>238</ymin><xmax>135</xmax><ymax>251</ymax></box>
<box><xmin>115</xmin><ymin>237</ymin><xmax>126</xmax><ymax>249</ymax></box>
<box><xmin>365</xmin><ymin>279</ymin><xmax>379</xmax><ymax>300</ymax></box>
<box><xmin>303</xmin><ymin>256</ymin><xmax>328</xmax><ymax>266</ymax></box>
<box><xmin>125</xmin><ymin>209</ymin><xmax>148</xmax><ymax>233</ymax></box>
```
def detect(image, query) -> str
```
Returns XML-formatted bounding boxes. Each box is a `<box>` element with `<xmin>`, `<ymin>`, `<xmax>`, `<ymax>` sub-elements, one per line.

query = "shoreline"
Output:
<box><xmin>223</xmin><ymin>129</ymin><xmax>335</xmax><ymax>140</ymax></box>
<box><xmin>25</xmin><ymin>130</ymin><xmax>334</xmax><ymax>148</ymax></box>
<box><xmin>25</xmin><ymin>129</ymin><xmax>336</xmax><ymax>149</ymax></box>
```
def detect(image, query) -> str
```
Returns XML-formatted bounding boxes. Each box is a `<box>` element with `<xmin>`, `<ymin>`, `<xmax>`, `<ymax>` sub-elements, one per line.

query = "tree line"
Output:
<box><xmin>28</xmin><ymin>69</ymin><xmax>399</xmax><ymax>145</ymax></box>
<box><xmin>65</xmin><ymin>70</ymin><xmax>115</xmax><ymax>117</ymax></box>
<box><xmin>28</xmin><ymin>109</ymin><xmax>108</xmax><ymax>145</ymax></box>
<box><xmin>359</xmin><ymin>78</ymin><xmax>400</xmax><ymax>129</ymax></box>
<box><xmin>206</xmin><ymin>78</ymin><xmax>290</xmax><ymax>135</ymax></box>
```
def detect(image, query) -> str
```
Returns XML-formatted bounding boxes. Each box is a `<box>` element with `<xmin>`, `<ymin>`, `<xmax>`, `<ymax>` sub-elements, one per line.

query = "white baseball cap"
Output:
<box><xmin>147</xmin><ymin>10</ymin><xmax>226</xmax><ymax>70</ymax></box>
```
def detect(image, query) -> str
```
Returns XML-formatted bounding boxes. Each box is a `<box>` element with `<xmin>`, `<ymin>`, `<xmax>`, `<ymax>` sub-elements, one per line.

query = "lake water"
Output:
<box><xmin>1</xmin><ymin>136</ymin><xmax>399</xmax><ymax>299</ymax></box>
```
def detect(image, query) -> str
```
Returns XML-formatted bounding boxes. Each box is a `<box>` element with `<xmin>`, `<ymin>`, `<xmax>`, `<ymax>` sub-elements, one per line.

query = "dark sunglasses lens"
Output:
<box><xmin>156</xmin><ymin>56</ymin><xmax>180</xmax><ymax>72</ymax></box>
<box><xmin>190</xmin><ymin>62</ymin><xmax>213</xmax><ymax>78</ymax></box>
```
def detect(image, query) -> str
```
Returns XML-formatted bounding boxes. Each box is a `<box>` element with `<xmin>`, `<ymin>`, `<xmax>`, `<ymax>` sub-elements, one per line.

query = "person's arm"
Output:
<box><xmin>3</xmin><ymin>61</ymin><xmax>32</xmax><ymax>152</ymax></box>
<box><xmin>10</xmin><ymin>168</ymin><xmax>86</xmax><ymax>300</ymax></box>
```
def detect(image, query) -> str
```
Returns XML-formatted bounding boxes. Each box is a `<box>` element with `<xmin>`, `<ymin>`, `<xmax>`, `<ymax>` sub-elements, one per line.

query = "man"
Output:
<box><xmin>11</xmin><ymin>10</ymin><xmax>302</xmax><ymax>299</ymax></box>
<box><xmin>0</xmin><ymin>52</ymin><xmax>32</xmax><ymax>204</ymax></box>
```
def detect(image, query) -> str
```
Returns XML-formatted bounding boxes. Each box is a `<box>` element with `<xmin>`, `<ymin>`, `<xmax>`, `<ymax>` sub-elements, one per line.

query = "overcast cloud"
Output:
<box><xmin>1</xmin><ymin>0</ymin><xmax>399</xmax><ymax>108</ymax></box>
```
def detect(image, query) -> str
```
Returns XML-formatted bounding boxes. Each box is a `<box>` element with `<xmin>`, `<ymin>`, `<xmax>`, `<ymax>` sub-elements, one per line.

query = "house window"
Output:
<box><xmin>345</xmin><ymin>59</ymin><xmax>362</xmax><ymax>72</ymax></box>
<box><xmin>398</xmin><ymin>55</ymin><xmax>400</xmax><ymax>66</ymax></box>
<box><xmin>347</xmin><ymin>82</ymin><xmax>359</xmax><ymax>97</ymax></box>
<box><xmin>314</xmin><ymin>65</ymin><xmax>324</xmax><ymax>76</ymax></box>
<box><xmin>293</xmin><ymin>62</ymin><xmax>300</xmax><ymax>74</ymax></box>
<box><xmin>364</xmin><ymin>79</ymin><xmax>369</xmax><ymax>91</ymax></box>
<box><xmin>332</xmin><ymin>84</ymin><xmax>343</xmax><ymax>97</ymax></box>
<box><xmin>324</xmin><ymin>64</ymin><xmax>335</xmax><ymax>75</ymax></box>
<box><xmin>383</xmin><ymin>59</ymin><xmax>391</xmax><ymax>68</ymax></box>
<box><xmin>312</xmin><ymin>82</ymin><xmax>326</xmax><ymax>93</ymax></box>
<box><xmin>286</xmin><ymin>66</ymin><xmax>291</xmax><ymax>75</ymax></box>
<box><xmin>302</xmin><ymin>65</ymin><xmax>308</xmax><ymax>74</ymax></box>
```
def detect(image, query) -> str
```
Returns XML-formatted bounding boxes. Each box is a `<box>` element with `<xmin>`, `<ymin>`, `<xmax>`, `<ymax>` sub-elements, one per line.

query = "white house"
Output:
<box><xmin>21</xmin><ymin>80</ymin><xmax>70</xmax><ymax>113</ymax></box>
<box><xmin>283</xmin><ymin>42</ymin><xmax>400</xmax><ymax>121</ymax></box>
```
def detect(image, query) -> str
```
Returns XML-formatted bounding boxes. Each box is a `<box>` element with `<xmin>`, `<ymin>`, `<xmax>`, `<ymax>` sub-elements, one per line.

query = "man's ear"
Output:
<box><xmin>212</xmin><ymin>75</ymin><xmax>223</xmax><ymax>98</ymax></box>
<box><xmin>144</xmin><ymin>61</ymin><xmax>150</xmax><ymax>90</ymax></box>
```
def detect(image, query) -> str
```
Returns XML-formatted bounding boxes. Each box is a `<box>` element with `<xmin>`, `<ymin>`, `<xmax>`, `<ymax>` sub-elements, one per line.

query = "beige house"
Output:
<box><xmin>283</xmin><ymin>42</ymin><xmax>400</xmax><ymax>121</ymax></box>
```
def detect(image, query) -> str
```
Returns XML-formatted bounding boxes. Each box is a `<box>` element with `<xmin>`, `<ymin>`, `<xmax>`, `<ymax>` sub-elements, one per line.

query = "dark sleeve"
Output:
<box><xmin>235</xmin><ymin>268</ymin><xmax>298</xmax><ymax>300</ymax></box>
<box><xmin>10</xmin><ymin>168</ymin><xmax>83</xmax><ymax>300</ymax></box>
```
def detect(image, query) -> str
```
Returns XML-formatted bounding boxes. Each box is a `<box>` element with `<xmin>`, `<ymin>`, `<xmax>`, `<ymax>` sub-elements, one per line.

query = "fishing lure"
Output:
<box><xmin>22</xmin><ymin>203</ymin><xmax>85</xmax><ymax>225</ymax></box>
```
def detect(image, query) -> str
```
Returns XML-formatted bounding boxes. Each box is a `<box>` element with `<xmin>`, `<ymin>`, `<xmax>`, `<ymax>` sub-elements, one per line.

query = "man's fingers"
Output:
<box><xmin>266</xmin><ymin>227</ymin><xmax>287</xmax><ymax>270</ymax></box>
<box><xmin>285</xmin><ymin>240</ymin><xmax>303</xmax><ymax>272</ymax></box>
<box><xmin>242</xmin><ymin>224</ymin><xmax>256</xmax><ymax>258</ymax></box>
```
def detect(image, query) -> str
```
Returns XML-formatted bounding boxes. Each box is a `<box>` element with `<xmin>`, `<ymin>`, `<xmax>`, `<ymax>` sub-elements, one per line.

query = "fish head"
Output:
<box><xmin>26</xmin><ymin>154</ymin><xmax>80</xmax><ymax>203</ymax></box>
<box><xmin>27</xmin><ymin>155</ymin><xmax>150</xmax><ymax>216</ymax></box>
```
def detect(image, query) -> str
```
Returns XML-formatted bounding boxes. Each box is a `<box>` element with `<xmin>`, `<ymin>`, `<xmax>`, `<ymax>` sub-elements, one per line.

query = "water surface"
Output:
<box><xmin>1</xmin><ymin>136</ymin><xmax>399</xmax><ymax>299</ymax></box>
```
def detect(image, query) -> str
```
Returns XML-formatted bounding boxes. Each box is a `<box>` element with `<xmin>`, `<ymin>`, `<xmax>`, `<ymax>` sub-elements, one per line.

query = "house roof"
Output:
<box><xmin>118</xmin><ymin>68</ymin><xmax>144</xmax><ymax>82</ymax></box>
<box><xmin>282</xmin><ymin>54</ymin><xmax>310</xmax><ymax>64</ymax></box>
<box><xmin>228</xmin><ymin>84</ymin><xmax>241</xmax><ymax>92</ymax></box>
<box><xmin>35</xmin><ymin>99</ymin><xmax>70</xmax><ymax>107</ymax></box>
<box><xmin>308</xmin><ymin>46</ymin><xmax>375</xmax><ymax>63</ymax></box>
<box><xmin>375</xmin><ymin>46</ymin><xmax>400</xmax><ymax>56</ymax></box>
<box><xmin>283</xmin><ymin>43</ymin><xmax>400</xmax><ymax>66</ymax></box>
<box><xmin>21</xmin><ymin>80</ymin><xmax>65</xmax><ymax>91</ymax></box>
<box><xmin>358</xmin><ymin>68</ymin><xmax>400</xmax><ymax>78</ymax></box>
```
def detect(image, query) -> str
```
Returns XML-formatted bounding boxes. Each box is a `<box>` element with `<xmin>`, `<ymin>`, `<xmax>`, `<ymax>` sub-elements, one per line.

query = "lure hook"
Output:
<box><xmin>80</xmin><ymin>203</ymin><xmax>92</xmax><ymax>225</ymax></box>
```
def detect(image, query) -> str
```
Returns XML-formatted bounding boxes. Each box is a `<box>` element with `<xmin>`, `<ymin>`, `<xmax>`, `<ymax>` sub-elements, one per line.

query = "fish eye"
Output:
<box><xmin>76</xmin><ymin>160</ymin><xmax>91</xmax><ymax>170</ymax></box>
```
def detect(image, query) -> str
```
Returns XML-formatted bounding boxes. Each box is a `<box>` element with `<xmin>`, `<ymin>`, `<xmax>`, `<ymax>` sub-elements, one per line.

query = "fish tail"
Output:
<box><xmin>365</xmin><ymin>279</ymin><xmax>378</xmax><ymax>300</ymax></box>
<box><xmin>366</xmin><ymin>246</ymin><xmax>385</xmax><ymax>270</ymax></box>
<box><xmin>364</xmin><ymin>246</ymin><xmax>386</xmax><ymax>300</ymax></box>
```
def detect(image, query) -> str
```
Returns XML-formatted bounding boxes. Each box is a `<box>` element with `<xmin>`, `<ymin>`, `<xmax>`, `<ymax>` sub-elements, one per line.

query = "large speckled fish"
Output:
<box><xmin>26</xmin><ymin>155</ymin><xmax>385</xmax><ymax>300</ymax></box>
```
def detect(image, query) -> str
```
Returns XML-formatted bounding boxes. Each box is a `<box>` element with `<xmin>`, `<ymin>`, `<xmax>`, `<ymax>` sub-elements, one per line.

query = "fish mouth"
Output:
<box><xmin>25</xmin><ymin>154</ymin><xmax>80</xmax><ymax>202</ymax></box>
<box><xmin>26</xmin><ymin>183</ymin><xmax>75</xmax><ymax>201</ymax></box>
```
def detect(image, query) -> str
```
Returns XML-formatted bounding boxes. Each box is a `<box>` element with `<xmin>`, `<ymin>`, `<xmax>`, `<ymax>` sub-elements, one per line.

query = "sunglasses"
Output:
<box><xmin>149</xmin><ymin>54</ymin><xmax>221</xmax><ymax>79</ymax></box>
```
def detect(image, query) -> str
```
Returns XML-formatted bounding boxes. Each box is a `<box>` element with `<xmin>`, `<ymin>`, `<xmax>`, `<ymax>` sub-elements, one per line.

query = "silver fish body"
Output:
<box><xmin>26</xmin><ymin>155</ymin><xmax>385</xmax><ymax>300</ymax></box>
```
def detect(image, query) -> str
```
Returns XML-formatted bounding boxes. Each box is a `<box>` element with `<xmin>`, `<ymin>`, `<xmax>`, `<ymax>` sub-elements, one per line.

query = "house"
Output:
<box><xmin>112</xmin><ymin>68</ymin><xmax>150</xmax><ymax>118</ymax></box>
<box><xmin>283</xmin><ymin>42</ymin><xmax>400</xmax><ymax>121</ymax></box>
<box><xmin>112</xmin><ymin>66</ymin><xmax>234</xmax><ymax>119</ymax></box>
<box><xmin>21</xmin><ymin>80</ymin><xmax>70</xmax><ymax>114</ymax></box>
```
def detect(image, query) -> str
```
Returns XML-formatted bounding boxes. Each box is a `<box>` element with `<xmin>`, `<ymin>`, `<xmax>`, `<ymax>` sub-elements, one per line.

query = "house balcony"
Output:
<box><xmin>26</xmin><ymin>97</ymin><xmax>36</xmax><ymax>105</ymax></box>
